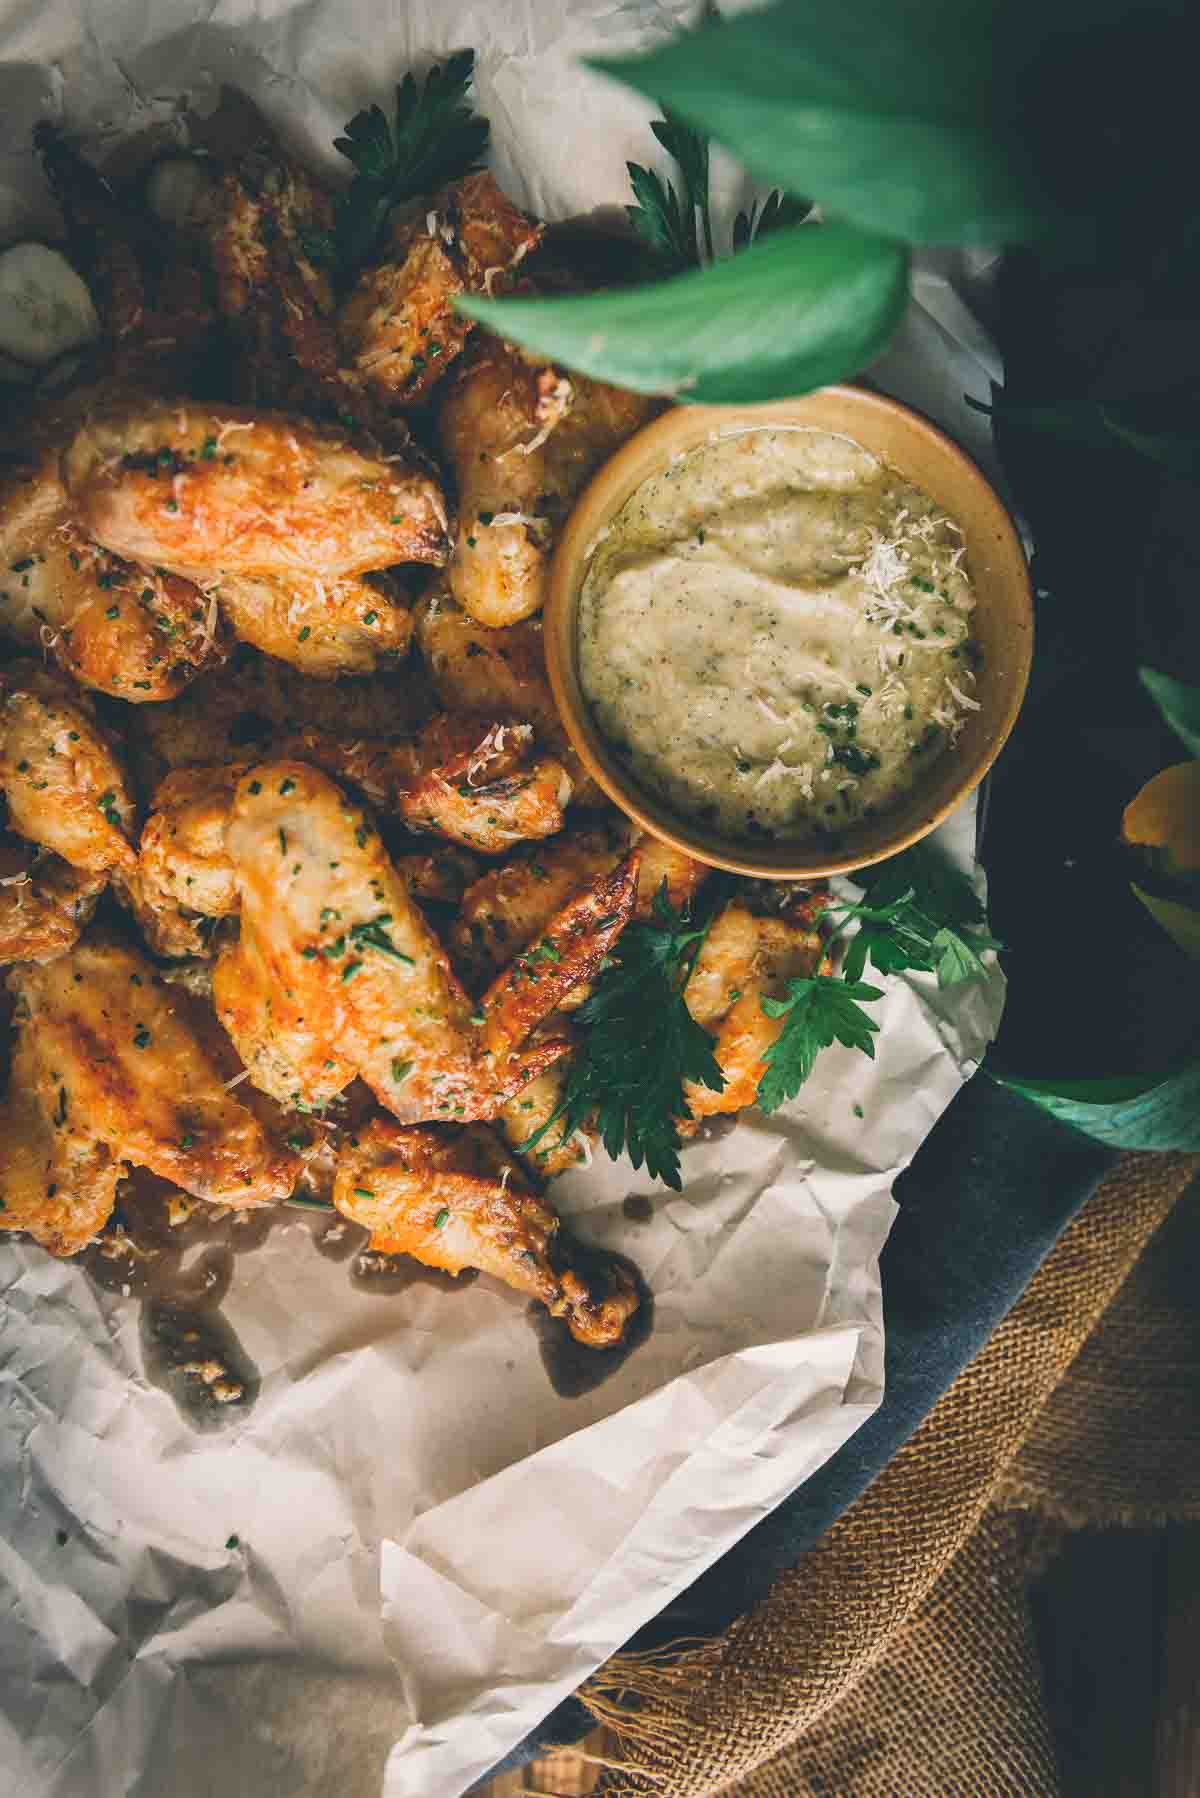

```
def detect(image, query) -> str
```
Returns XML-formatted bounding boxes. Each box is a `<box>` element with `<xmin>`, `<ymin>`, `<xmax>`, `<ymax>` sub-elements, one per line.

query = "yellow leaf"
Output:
<box><xmin>1132</xmin><ymin>884</ymin><xmax>1200</xmax><ymax>961</ymax></box>
<box><xmin>1122</xmin><ymin>761</ymin><xmax>1200</xmax><ymax>875</ymax></box>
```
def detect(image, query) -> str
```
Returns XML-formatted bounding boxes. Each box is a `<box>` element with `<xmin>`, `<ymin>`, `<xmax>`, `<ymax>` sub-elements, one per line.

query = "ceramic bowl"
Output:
<box><xmin>543</xmin><ymin>385</ymin><xmax>1033</xmax><ymax>879</ymax></box>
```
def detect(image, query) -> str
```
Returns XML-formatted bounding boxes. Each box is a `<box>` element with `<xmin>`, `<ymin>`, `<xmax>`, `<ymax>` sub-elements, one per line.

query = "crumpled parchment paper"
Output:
<box><xmin>0</xmin><ymin>5</ymin><xmax>1008</xmax><ymax>1794</ymax></box>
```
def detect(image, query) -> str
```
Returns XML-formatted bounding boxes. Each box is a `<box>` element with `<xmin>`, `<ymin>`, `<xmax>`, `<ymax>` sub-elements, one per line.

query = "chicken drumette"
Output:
<box><xmin>334</xmin><ymin>1117</ymin><xmax>639</xmax><ymax>1347</ymax></box>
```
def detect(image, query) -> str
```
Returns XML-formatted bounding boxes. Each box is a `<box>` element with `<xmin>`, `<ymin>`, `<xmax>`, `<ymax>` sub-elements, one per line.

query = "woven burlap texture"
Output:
<box><xmin>580</xmin><ymin>1151</ymin><xmax>1200</xmax><ymax>1798</ymax></box>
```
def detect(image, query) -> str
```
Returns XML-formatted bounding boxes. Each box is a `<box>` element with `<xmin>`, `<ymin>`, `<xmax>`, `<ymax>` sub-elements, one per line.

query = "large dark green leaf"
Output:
<box><xmin>587</xmin><ymin>0</ymin><xmax>1051</xmax><ymax>245</ymax></box>
<box><xmin>1139</xmin><ymin>667</ymin><xmax>1200</xmax><ymax>756</ymax></box>
<box><xmin>455</xmin><ymin>223</ymin><xmax>908</xmax><ymax>403</ymax></box>
<box><xmin>991</xmin><ymin>1061</ymin><xmax>1200</xmax><ymax>1149</ymax></box>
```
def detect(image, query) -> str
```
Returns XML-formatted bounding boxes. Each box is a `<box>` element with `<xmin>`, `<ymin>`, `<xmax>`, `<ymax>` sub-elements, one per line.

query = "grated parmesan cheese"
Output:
<box><xmin>578</xmin><ymin>426</ymin><xmax>981</xmax><ymax>843</ymax></box>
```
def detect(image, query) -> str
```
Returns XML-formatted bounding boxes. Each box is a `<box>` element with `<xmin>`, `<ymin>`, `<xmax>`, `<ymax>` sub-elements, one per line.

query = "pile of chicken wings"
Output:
<box><xmin>0</xmin><ymin>97</ymin><xmax>824</xmax><ymax>1349</ymax></box>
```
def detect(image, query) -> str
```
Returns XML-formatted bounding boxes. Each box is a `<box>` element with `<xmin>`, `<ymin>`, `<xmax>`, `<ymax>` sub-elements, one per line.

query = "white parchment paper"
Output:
<box><xmin>0</xmin><ymin>5</ymin><xmax>1009</xmax><ymax>1795</ymax></box>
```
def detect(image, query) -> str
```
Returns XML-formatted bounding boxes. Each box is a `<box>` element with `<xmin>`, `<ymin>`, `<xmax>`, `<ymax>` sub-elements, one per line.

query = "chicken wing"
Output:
<box><xmin>207</xmin><ymin>126</ymin><xmax>364</xmax><ymax>421</ymax></box>
<box><xmin>63</xmin><ymin>395</ymin><xmax>449</xmax><ymax>579</ymax></box>
<box><xmin>133</xmin><ymin>653</ymin><xmax>438</xmax><ymax>782</ymax></box>
<box><xmin>450</xmin><ymin>820</ymin><xmax>708</xmax><ymax>993</ymax></box>
<box><xmin>338</xmin><ymin>173</ymin><xmax>543</xmax><ymax>409</ymax></box>
<box><xmin>414</xmin><ymin>580</ymin><xmax>594</xmax><ymax>798</ymax></box>
<box><xmin>0</xmin><ymin>1032</ymin><xmax>122</xmax><ymax>1255</ymax></box>
<box><xmin>9</xmin><ymin>933</ymin><xmax>301</xmax><ymax>1208</ymax></box>
<box><xmin>498</xmin><ymin>1054</ymin><xmax>587</xmax><ymax>1178</ymax></box>
<box><xmin>333</xmin><ymin>1118</ymin><xmax>638</xmax><ymax>1347</ymax></box>
<box><xmin>0</xmin><ymin>453</ymin><xmax>225</xmax><ymax>702</ymax></box>
<box><xmin>396</xmin><ymin>714</ymin><xmax>572</xmax><ymax>854</ymax></box>
<box><xmin>0</xmin><ymin>661</ymin><xmax>136</xmax><ymax>874</ymax></box>
<box><xmin>436</xmin><ymin>335</ymin><xmax>657</xmax><ymax>627</ymax></box>
<box><xmin>35</xmin><ymin>125</ymin><xmax>218</xmax><ymax>386</ymax></box>
<box><xmin>210</xmin><ymin>759</ymin><xmax>564</xmax><ymax>1121</ymax></box>
<box><xmin>450</xmin><ymin>822</ymin><xmax>624</xmax><ymax>992</ymax></box>
<box><xmin>120</xmin><ymin>760</ymin><xmax>250</xmax><ymax>958</ymax></box>
<box><xmin>0</xmin><ymin>847</ymin><xmax>105</xmax><ymax>966</ymax></box>
<box><xmin>210</xmin><ymin>568</ymin><xmax>413</xmax><ymax>676</ymax></box>
<box><xmin>682</xmin><ymin>902</ymin><xmax>829</xmax><ymax>1122</ymax></box>
<box><xmin>477</xmin><ymin>853</ymin><xmax>639</xmax><ymax>1064</ymax></box>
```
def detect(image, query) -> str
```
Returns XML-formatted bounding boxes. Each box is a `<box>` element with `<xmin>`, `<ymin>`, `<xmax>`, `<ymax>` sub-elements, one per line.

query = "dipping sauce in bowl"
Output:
<box><xmin>578</xmin><ymin>426</ymin><xmax>979</xmax><ymax>847</ymax></box>
<box><xmin>545</xmin><ymin>388</ymin><xmax>1033</xmax><ymax>881</ymax></box>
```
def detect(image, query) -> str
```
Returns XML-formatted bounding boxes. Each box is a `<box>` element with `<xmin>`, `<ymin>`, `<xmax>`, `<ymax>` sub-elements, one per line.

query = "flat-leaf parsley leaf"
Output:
<box><xmin>522</xmin><ymin>882</ymin><xmax>726</xmax><ymax>1189</ymax></box>
<box><xmin>756</xmin><ymin>977</ymin><xmax>883</xmax><ymax>1114</ymax></box>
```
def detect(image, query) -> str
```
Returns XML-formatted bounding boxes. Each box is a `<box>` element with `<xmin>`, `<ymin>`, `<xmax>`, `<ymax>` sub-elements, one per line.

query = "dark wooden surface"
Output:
<box><xmin>1033</xmin><ymin>1524</ymin><xmax>1200</xmax><ymax>1798</ymax></box>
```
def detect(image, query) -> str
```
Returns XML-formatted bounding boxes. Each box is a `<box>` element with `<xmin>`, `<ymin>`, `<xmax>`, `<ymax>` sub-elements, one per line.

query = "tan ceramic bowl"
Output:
<box><xmin>544</xmin><ymin>385</ymin><xmax>1033</xmax><ymax>879</ymax></box>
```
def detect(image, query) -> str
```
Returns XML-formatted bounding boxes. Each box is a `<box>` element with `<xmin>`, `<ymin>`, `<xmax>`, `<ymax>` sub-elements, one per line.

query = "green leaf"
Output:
<box><xmin>457</xmin><ymin>223</ymin><xmax>909</xmax><ymax>403</ymax></box>
<box><xmin>1139</xmin><ymin>667</ymin><xmax>1200</xmax><ymax>756</ymax></box>
<box><xmin>1102</xmin><ymin>414</ymin><xmax>1200</xmax><ymax>477</ymax></box>
<box><xmin>333</xmin><ymin>51</ymin><xmax>490</xmax><ymax>274</ymax></box>
<box><xmin>825</xmin><ymin>842</ymin><xmax>998</xmax><ymax>989</ymax></box>
<box><xmin>521</xmin><ymin>881</ymin><xmax>728</xmax><ymax>1190</ymax></box>
<box><xmin>992</xmin><ymin>1061</ymin><xmax>1200</xmax><ymax>1151</ymax></box>
<box><xmin>1131</xmin><ymin>885</ymin><xmax>1200</xmax><ymax>962</ymax></box>
<box><xmin>588</xmin><ymin>0</ymin><xmax>1052</xmax><ymax>245</ymax></box>
<box><xmin>734</xmin><ymin>191</ymin><xmax>814</xmax><ymax>251</ymax></box>
<box><xmin>626</xmin><ymin>163</ymin><xmax>692</xmax><ymax>269</ymax></box>
<box><xmin>757</xmin><ymin>976</ymin><xmax>883</xmax><ymax>1113</ymax></box>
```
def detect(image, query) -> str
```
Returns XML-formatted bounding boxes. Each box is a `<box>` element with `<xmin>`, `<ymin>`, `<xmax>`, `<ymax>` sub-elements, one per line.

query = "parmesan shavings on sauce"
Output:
<box><xmin>578</xmin><ymin>425</ymin><xmax>982</xmax><ymax>845</ymax></box>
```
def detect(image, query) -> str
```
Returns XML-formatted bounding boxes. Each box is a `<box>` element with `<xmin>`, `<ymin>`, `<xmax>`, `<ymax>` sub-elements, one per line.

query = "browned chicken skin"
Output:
<box><xmin>209</xmin><ymin>568</ymin><xmax>413</xmax><ymax>677</ymax></box>
<box><xmin>0</xmin><ymin>661</ymin><xmax>136</xmax><ymax>875</ymax></box>
<box><xmin>436</xmin><ymin>336</ymin><xmax>658</xmax><ymax>627</ymax></box>
<box><xmin>339</xmin><ymin>172</ymin><xmax>543</xmax><ymax>408</ymax></box>
<box><xmin>0</xmin><ymin>451</ymin><xmax>226</xmax><ymax>703</ymax></box>
<box><xmin>413</xmin><ymin>580</ymin><xmax>596</xmax><ymax>799</ymax></box>
<box><xmin>63</xmin><ymin>395</ymin><xmax>449</xmax><ymax>581</ymax></box>
<box><xmin>0</xmin><ymin>1031</ymin><xmax>122</xmax><ymax>1256</ymax></box>
<box><xmin>682</xmin><ymin>900</ymin><xmax>830</xmax><ymax>1124</ymax></box>
<box><xmin>333</xmin><ymin>1118</ymin><xmax>639</xmax><ymax>1347</ymax></box>
<box><xmin>0</xmin><ymin>850</ymin><xmax>105</xmax><ymax>967</ymax></box>
<box><xmin>210</xmin><ymin>758</ymin><xmax>567</xmax><ymax>1121</ymax></box>
<box><xmin>2</xmin><ymin>936</ymin><xmax>300</xmax><ymax>1254</ymax></box>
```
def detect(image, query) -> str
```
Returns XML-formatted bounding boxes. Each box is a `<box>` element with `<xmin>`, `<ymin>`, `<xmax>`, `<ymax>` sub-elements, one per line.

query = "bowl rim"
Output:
<box><xmin>544</xmin><ymin>383</ymin><xmax>1034</xmax><ymax>880</ymax></box>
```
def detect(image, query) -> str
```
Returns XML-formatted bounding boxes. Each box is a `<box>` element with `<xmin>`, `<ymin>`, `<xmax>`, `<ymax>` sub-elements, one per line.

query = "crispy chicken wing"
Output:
<box><xmin>682</xmin><ymin>902</ymin><xmax>829</xmax><ymax>1122</ymax></box>
<box><xmin>120</xmin><ymin>760</ymin><xmax>250</xmax><ymax>957</ymax></box>
<box><xmin>396</xmin><ymin>714</ymin><xmax>572</xmax><ymax>854</ymax></box>
<box><xmin>414</xmin><ymin>580</ymin><xmax>594</xmax><ymax>798</ymax></box>
<box><xmin>338</xmin><ymin>173</ymin><xmax>542</xmax><ymax>408</ymax></box>
<box><xmin>450</xmin><ymin>821</ymin><xmax>708</xmax><ymax>993</ymax></box>
<box><xmin>450</xmin><ymin>822</ymin><xmax>623</xmax><ymax>991</ymax></box>
<box><xmin>0</xmin><ymin>453</ymin><xmax>225</xmax><ymax>702</ymax></box>
<box><xmin>273</xmin><ymin>711</ymin><xmax>569</xmax><ymax>854</ymax></box>
<box><xmin>0</xmin><ymin>848</ymin><xmax>104</xmax><ymax>966</ymax></box>
<box><xmin>64</xmin><ymin>395</ymin><xmax>449</xmax><ymax>579</ymax></box>
<box><xmin>210</xmin><ymin>759</ymin><xmax>564</xmax><ymax>1121</ymax></box>
<box><xmin>35</xmin><ymin>126</ymin><xmax>218</xmax><ymax>385</ymax></box>
<box><xmin>333</xmin><ymin>1117</ymin><xmax>638</xmax><ymax>1347</ymax></box>
<box><xmin>0</xmin><ymin>1032</ymin><xmax>122</xmax><ymax>1255</ymax></box>
<box><xmin>9</xmin><ymin>934</ymin><xmax>301</xmax><ymax>1208</ymax></box>
<box><xmin>210</xmin><ymin>568</ymin><xmax>413</xmax><ymax>676</ymax></box>
<box><xmin>477</xmin><ymin>853</ymin><xmax>639</xmax><ymax>1064</ymax></box>
<box><xmin>436</xmin><ymin>336</ymin><xmax>657</xmax><ymax>627</ymax></box>
<box><xmin>0</xmin><ymin>662</ymin><xmax>136</xmax><ymax>874</ymax></box>
<box><xmin>133</xmin><ymin>654</ymin><xmax>437</xmax><ymax>781</ymax></box>
<box><xmin>498</xmin><ymin>1053</ymin><xmax>587</xmax><ymax>1177</ymax></box>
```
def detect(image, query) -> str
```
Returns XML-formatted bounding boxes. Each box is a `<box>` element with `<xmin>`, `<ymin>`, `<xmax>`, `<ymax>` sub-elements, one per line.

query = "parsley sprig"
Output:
<box><xmin>757</xmin><ymin>844</ymin><xmax>1001</xmax><ymax>1113</ymax></box>
<box><xmin>757</xmin><ymin>977</ymin><xmax>884</xmax><ymax>1114</ymax></box>
<box><xmin>333</xmin><ymin>50</ymin><xmax>490</xmax><ymax>273</ymax></box>
<box><xmin>626</xmin><ymin>113</ymin><xmax>713</xmax><ymax>271</ymax></box>
<box><xmin>522</xmin><ymin>883</ymin><xmax>727</xmax><ymax>1190</ymax></box>
<box><xmin>823</xmin><ymin>843</ymin><xmax>1003</xmax><ymax>988</ymax></box>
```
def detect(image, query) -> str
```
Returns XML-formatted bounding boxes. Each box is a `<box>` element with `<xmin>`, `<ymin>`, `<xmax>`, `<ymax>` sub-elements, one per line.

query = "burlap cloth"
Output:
<box><xmin>573</xmin><ymin>1151</ymin><xmax>1200</xmax><ymax>1796</ymax></box>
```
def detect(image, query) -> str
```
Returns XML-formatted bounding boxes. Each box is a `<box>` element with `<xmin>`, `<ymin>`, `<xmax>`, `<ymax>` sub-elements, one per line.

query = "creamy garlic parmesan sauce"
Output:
<box><xmin>578</xmin><ymin>427</ymin><xmax>981</xmax><ymax>844</ymax></box>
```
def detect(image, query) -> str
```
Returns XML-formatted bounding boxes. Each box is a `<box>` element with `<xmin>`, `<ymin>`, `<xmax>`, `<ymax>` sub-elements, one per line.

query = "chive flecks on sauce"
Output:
<box><xmin>576</xmin><ymin>426</ymin><xmax>979</xmax><ymax>845</ymax></box>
